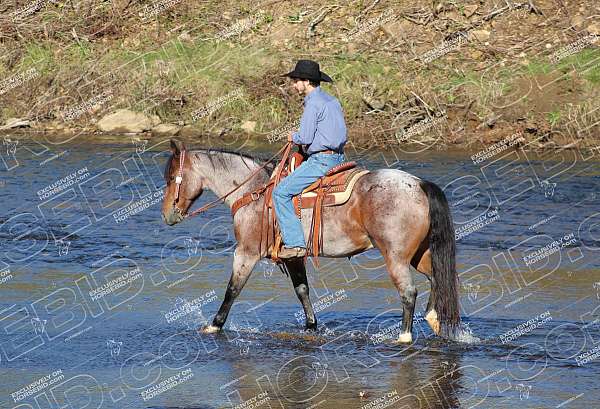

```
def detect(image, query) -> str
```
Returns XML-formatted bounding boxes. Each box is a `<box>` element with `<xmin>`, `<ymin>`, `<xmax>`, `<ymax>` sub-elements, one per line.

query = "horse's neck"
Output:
<box><xmin>193</xmin><ymin>151</ymin><xmax>270</xmax><ymax>208</ymax></box>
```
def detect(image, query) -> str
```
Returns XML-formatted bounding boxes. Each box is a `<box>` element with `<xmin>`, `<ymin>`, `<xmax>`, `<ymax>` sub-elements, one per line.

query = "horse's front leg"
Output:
<box><xmin>201</xmin><ymin>248</ymin><xmax>259</xmax><ymax>333</ymax></box>
<box><xmin>286</xmin><ymin>258</ymin><xmax>317</xmax><ymax>331</ymax></box>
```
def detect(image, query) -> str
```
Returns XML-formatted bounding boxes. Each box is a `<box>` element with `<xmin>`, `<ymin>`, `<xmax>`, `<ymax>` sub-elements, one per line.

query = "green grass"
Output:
<box><xmin>584</xmin><ymin>66</ymin><xmax>600</xmax><ymax>84</ymax></box>
<box><xmin>436</xmin><ymin>69</ymin><xmax>510</xmax><ymax>115</ymax></box>
<box><xmin>516</xmin><ymin>48</ymin><xmax>600</xmax><ymax>94</ymax></box>
<box><xmin>525</xmin><ymin>60</ymin><xmax>553</xmax><ymax>75</ymax></box>
<box><xmin>64</xmin><ymin>40</ymin><xmax>94</xmax><ymax>63</ymax></box>
<box><xmin>3</xmin><ymin>21</ymin><xmax>597</xmax><ymax>142</ymax></box>
<box><xmin>244</xmin><ymin>97</ymin><xmax>287</xmax><ymax>131</ymax></box>
<box><xmin>287</xmin><ymin>11</ymin><xmax>303</xmax><ymax>23</ymax></box>
<box><xmin>116</xmin><ymin>39</ymin><xmax>272</xmax><ymax>88</ymax></box>
<box><xmin>562</xmin><ymin>48</ymin><xmax>600</xmax><ymax>85</ymax></box>
<box><xmin>1</xmin><ymin>107</ymin><xmax>18</xmax><ymax>121</ymax></box>
<box><xmin>436</xmin><ymin>47</ymin><xmax>599</xmax><ymax>118</ymax></box>
<box><xmin>93</xmin><ymin>39</ymin><xmax>283</xmax><ymax>123</ymax></box>
<box><xmin>96</xmin><ymin>39</ymin><xmax>276</xmax><ymax>116</ymax></box>
<box><xmin>19</xmin><ymin>43</ymin><xmax>54</xmax><ymax>72</ymax></box>
<box><xmin>547</xmin><ymin>110</ymin><xmax>561</xmax><ymax>127</ymax></box>
<box><xmin>435</xmin><ymin>71</ymin><xmax>476</xmax><ymax>93</ymax></box>
<box><xmin>327</xmin><ymin>55</ymin><xmax>400</xmax><ymax>118</ymax></box>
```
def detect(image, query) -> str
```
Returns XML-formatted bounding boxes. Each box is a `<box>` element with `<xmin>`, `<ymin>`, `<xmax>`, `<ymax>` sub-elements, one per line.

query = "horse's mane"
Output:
<box><xmin>164</xmin><ymin>147</ymin><xmax>276</xmax><ymax>180</ymax></box>
<box><xmin>164</xmin><ymin>155</ymin><xmax>174</xmax><ymax>180</ymax></box>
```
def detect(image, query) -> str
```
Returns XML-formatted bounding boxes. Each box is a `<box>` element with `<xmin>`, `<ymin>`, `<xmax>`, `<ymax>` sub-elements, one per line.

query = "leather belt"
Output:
<box><xmin>313</xmin><ymin>149</ymin><xmax>339</xmax><ymax>154</ymax></box>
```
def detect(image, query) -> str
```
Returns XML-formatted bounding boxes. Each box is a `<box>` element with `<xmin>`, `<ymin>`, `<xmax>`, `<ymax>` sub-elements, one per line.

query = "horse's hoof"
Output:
<box><xmin>200</xmin><ymin>325</ymin><xmax>221</xmax><ymax>334</ymax></box>
<box><xmin>395</xmin><ymin>332</ymin><xmax>413</xmax><ymax>344</ymax></box>
<box><xmin>425</xmin><ymin>309</ymin><xmax>441</xmax><ymax>335</ymax></box>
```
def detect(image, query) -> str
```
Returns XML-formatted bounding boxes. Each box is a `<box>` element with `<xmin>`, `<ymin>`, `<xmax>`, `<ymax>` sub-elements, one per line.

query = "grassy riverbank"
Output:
<box><xmin>1</xmin><ymin>0</ymin><xmax>599</xmax><ymax>150</ymax></box>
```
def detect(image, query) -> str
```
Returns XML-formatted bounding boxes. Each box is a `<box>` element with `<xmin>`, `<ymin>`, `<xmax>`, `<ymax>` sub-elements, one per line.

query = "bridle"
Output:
<box><xmin>169</xmin><ymin>142</ymin><xmax>292</xmax><ymax>219</ymax></box>
<box><xmin>172</xmin><ymin>148</ymin><xmax>185</xmax><ymax>204</ymax></box>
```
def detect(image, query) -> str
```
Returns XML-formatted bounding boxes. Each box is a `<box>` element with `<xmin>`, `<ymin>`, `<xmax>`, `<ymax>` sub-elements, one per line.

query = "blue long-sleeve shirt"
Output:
<box><xmin>292</xmin><ymin>86</ymin><xmax>347</xmax><ymax>155</ymax></box>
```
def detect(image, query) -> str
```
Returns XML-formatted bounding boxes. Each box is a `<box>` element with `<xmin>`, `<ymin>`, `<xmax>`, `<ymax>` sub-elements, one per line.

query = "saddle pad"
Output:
<box><xmin>298</xmin><ymin>169</ymin><xmax>370</xmax><ymax>208</ymax></box>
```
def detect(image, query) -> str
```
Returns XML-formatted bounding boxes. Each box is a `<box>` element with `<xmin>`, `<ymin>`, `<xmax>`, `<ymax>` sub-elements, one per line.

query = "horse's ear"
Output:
<box><xmin>170</xmin><ymin>138</ymin><xmax>185</xmax><ymax>155</ymax></box>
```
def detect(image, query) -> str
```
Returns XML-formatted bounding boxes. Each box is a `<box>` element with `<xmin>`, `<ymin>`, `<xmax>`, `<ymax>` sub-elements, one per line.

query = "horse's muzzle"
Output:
<box><xmin>162</xmin><ymin>207</ymin><xmax>185</xmax><ymax>225</ymax></box>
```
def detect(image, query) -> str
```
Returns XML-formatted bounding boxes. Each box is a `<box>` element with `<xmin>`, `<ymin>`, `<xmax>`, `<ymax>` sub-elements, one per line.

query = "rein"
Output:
<box><xmin>172</xmin><ymin>142</ymin><xmax>293</xmax><ymax>218</ymax></box>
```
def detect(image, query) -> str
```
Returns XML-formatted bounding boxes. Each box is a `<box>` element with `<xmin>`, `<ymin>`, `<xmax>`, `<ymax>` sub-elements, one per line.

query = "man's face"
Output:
<box><xmin>291</xmin><ymin>78</ymin><xmax>310</xmax><ymax>95</ymax></box>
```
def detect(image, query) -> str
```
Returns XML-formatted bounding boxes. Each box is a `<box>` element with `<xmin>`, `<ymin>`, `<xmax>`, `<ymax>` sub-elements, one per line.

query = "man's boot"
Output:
<box><xmin>278</xmin><ymin>246</ymin><xmax>307</xmax><ymax>259</ymax></box>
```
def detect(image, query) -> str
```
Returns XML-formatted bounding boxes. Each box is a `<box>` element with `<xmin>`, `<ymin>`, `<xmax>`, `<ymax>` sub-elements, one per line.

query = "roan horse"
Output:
<box><xmin>161</xmin><ymin>138</ymin><xmax>461</xmax><ymax>343</ymax></box>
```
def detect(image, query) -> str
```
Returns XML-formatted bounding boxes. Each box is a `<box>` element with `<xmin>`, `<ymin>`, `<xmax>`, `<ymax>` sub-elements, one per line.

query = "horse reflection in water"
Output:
<box><xmin>212</xmin><ymin>339</ymin><xmax>464</xmax><ymax>407</ymax></box>
<box><xmin>161</xmin><ymin>138</ymin><xmax>464</xmax><ymax>343</ymax></box>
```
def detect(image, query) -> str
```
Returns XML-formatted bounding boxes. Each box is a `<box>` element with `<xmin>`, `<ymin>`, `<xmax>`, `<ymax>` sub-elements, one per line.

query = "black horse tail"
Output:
<box><xmin>419</xmin><ymin>180</ymin><xmax>461</xmax><ymax>336</ymax></box>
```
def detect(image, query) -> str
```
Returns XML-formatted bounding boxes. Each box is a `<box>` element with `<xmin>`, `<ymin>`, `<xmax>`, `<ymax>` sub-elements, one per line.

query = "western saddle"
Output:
<box><xmin>231</xmin><ymin>147</ymin><xmax>370</xmax><ymax>266</ymax></box>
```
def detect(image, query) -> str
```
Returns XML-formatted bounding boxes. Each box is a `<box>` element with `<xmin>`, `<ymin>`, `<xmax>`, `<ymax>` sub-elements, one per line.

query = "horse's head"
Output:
<box><xmin>161</xmin><ymin>138</ymin><xmax>204</xmax><ymax>225</ymax></box>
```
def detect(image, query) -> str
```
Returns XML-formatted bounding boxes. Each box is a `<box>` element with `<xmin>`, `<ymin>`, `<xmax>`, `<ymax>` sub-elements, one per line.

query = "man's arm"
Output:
<box><xmin>292</xmin><ymin>103</ymin><xmax>319</xmax><ymax>145</ymax></box>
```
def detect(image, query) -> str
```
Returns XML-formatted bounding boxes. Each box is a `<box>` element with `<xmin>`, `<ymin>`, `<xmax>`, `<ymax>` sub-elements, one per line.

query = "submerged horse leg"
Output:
<box><xmin>412</xmin><ymin>248</ymin><xmax>440</xmax><ymax>335</ymax></box>
<box><xmin>384</xmin><ymin>253</ymin><xmax>417</xmax><ymax>343</ymax></box>
<box><xmin>201</xmin><ymin>248</ymin><xmax>259</xmax><ymax>333</ymax></box>
<box><xmin>286</xmin><ymin>258</ymin><xmax>317</xmax><ymax>331</ymax></box>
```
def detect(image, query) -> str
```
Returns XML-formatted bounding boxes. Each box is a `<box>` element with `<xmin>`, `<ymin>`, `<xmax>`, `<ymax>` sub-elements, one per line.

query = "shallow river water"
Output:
<box><xmin>0</xmin><ymin>136</ymin><xmax>599</xmax><ymax>409</ymax></box>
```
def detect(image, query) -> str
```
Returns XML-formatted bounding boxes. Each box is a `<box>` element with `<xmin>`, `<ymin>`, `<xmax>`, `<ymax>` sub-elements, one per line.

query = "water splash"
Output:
<box><xmin>453</xmin><ymin>322</ymin><xmax>481</xmax><ymax>344</ymax></box>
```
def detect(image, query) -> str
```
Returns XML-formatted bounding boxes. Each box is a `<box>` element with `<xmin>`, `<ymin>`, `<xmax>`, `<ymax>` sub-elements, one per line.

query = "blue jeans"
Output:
<box><xmin>272</xmin><ymin>152</ymin><xmax>345</xmax><ymax>248</ymax></box>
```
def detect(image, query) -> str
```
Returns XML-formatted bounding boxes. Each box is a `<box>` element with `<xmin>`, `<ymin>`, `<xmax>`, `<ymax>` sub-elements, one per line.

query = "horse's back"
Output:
<box><xmin>354</xmin><ymin>168</ymin><xmax>426</xmax><ymax>205</ymax></box>
<box><xmin>351</xmin><ymin>167</ymin><xmax>430</xmax><ymax>241</ymax></box>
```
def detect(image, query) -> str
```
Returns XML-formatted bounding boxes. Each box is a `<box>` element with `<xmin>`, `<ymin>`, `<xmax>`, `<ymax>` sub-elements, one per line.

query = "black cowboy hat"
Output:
<box><xmin>281</xmin><ymin>59</ymin><xmax>333</xmax><ymax>83</ymax></box>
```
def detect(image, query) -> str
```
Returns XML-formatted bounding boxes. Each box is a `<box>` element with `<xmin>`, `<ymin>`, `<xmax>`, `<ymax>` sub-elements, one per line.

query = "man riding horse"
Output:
<box><xmin>274</xmin><ymin>59</ymin><xmax>348</xmax><ymax>259</ymax></box>
<box><xmin>161</xmin><ymin>59</ymin><xmax>463</xmax><ymax>342</ymax></box>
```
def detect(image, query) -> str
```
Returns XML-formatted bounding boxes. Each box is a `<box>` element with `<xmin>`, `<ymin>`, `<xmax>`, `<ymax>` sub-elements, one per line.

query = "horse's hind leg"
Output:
<box><xmin>201</xmin><ymin>248</ymin><xmax>259</xmax><ymax>333</ymax></box>
<box><xmin>385</xmin><ymin>256</ymin><xmax>417</xmax><ymax>343</ymax></box>
<box><xmin>411</xmin><ymin>248</ymin><xmax>440</xmax><ymax>335</ymax></box>
<box><xmin>285</xmin><ymin>258</ymin><xmax>317</xmax><ymax>331</ymax></box>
